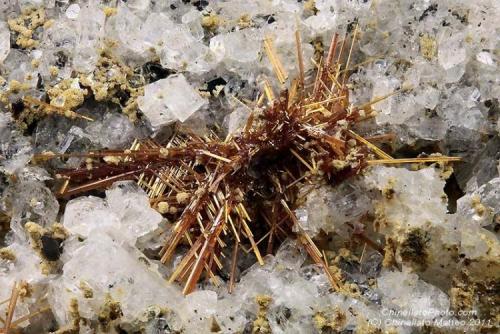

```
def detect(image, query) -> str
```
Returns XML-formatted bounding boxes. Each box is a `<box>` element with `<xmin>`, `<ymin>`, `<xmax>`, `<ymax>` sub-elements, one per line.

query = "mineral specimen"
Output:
<box><xmin>0</xmin><ymin>1</ymin><xmax>498</xmax><ymax>333</ymax></box>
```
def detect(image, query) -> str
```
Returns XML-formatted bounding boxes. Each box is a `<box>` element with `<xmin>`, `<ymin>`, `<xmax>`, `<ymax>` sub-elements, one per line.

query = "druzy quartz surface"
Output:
<box><xmin>0</xmin><ymin>1</ymin><xmax>499</xmax><ymax>333</ymax></box>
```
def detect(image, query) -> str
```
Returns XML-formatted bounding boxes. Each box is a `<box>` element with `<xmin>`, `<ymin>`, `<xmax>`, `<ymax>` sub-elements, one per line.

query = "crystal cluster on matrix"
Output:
<box><xmin>0</xmin><ymin>0</ymin><xmax>499</xmax><ymax>333</ymax></box>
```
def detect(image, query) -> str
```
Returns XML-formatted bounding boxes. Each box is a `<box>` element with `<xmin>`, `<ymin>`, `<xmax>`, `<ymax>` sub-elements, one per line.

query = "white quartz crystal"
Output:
<box><xmin>476</xmin><ymin>51</ymin><xmax>494</xmax><ymax>66</ymax></box>
<box><xmin>130</xmin><ymin>12</ymin><xmax>215</xmax><ymax>73</ymax></box>
<box><xmin>0</xmin><ymin>242</ymin><xmax>46</xmax><ymax>329</ymax></box>
<box><xmin>459</xmin><ymin>226</ymin><xmax>498</xmax><ymax>259</ymax></box>
<box><xmin>138</xmin><ymin>74</ymin><xmax>207</xmax><ymax>128</ymax></box>
<box><xmin>0</xmin><ymin>21</ymin><xmax>9</xmax><ymax>64</ymax></box>
<box><xmin>105</xmin><ymin>181</ymin><xmax>163</xmax><ymax>239</ymax></box>
<box><xmin>63</xmin><ymin>196</ymin><xmax>120</xmax><ymax>239</ymax></box>
<box><xmin>365</xmin><ymin>166</ymin><xmax>447</xmax><ymax>231</ymax></box>
<box><xmin>210</xmin><ymin>29</ymin><xmax>263</xmax><ymax>64</ymax></box>
<box><xmin>438</xmin><ymin>31</ymin><xmax>467</xmax><ymax>71</ymax></box>
<box><xmin>304</xmin><ymin>0</ymin><xmax>337</xmax><ymax>33</ymax></box>
<box><xmin>378</xmin><ymin>268</ymin><xmax>450</xmax><ymax>320</ymax></box>
<box><xmin>178</xmin><ymin>290</ymin><xmax>218</xmax><ymax>333</ymax></box>
<box><xmin>214</xmin><ymin>240</ymin><xmax>326</xmax><ymax>333</ymax></box>
<box><xmin>296</xmin><ymin>181</ymin><xmax>371</xmax><ymax>237</ymax></box>
<box><xmin>457</xmin><ymin>177</ymin><xmax>500</xmax><ymax>227</ymax></box>
<box><xmin>372</xmin><ymin>77</ymin><xmax>401</xmax><ymax>124</ymax></box>
<box><xmin>0</xmin><ymin>114</ymin><xmax>33</xmax><ymax>174</ymax></box>
<box><xmin>104</xmin><ymin>3</ymin><xmax>146</xmax><ymax>60</ymax></box>
<box><xmin>440</xmin><ymin>87</ymin><xmax>485</xmax><ymax>131</ymax></box>
<box><xmin>223</xmin><ymin>106</ymin><xmax>250</xmax><ymax>134</ymax></box>
<box><xmin>84</xmin><ymin>112</ymin><xmax>137</xmax><ymax>149</ymax></box>
<box><xmin>4</xmin><ymin>180</ymin><xmax>59</xmax><ymax>238</ymax></box>
<box><xmin>50</xmin><ymin>231</ymin><xmax>182</xmax><ymax>324</ymax></box>
<box><xmin>416</xmin><ymin>86</ymin><xmax>440</xmax><ymax>110</ymax></box>
<box><xmin>0</xmin><ymin>242</ymin><xmax>45</xmax><ymax>293</ymax></box>
<box><xmin>63</xmin><ymin>181</ymin><xmax>162</xmax><ymax>244</ymax></box>
<box><xmin>72</xmin><ymin>2</ymin><xmax>106</xmax><ymax>73</ymax></box>
<box><xmin>65</xmin><ymin>4</ymin><xmax>80</xmax><ymax>19</ymax></box>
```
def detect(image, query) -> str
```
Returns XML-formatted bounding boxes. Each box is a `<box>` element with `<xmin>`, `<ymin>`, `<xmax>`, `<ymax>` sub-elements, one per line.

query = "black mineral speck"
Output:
<box><xmin>54</xmin><ymin>50</ymin><xmax>68</xmax><ymax>68</ymax></box>
<box><xmin>400</xmin><ymin>229</ymin><xmax>430</xmax><ymax>270</ymax></box>
<box><xmin>418</xmin><ymin>3</ymin><xmax>438</xmax><ymax>22</ymax></box>
<box><xmin>202</xmin><ymin>77</ymin><xmax>227</xmax><ymax>96</ymax></box>
<box><xmin>41</xmin><ymin>235</ymin><xmax>63</xmax><ymax>261</ymax></box>
<box><xmin>116</xmin><ymin>90</ymin><xmax>131</xmax><ymax>105</ymax></box>
<box><xmin>346</xmin><ymin>19</ymin><xmax>359</xmax><ymax>33</ymax></box>
<box><xmin>36</xmin><ymin>73</ymin><xmax>43</xmax><ymax>89</ymax></box>
<box><xmin>192</xmin><ymin>0</ymin><xmax>209</xmax><ymax>11</ymax></box>
<box><xmin>193</xmin><ymin>164</ymin><xmax>207</xmax><ymax>173</ymax></box>
<box><xmin>142</xmin><ymin>62</ymin><xmax>174</xmax><ymax>84</ymax></box>
<box><xmin>451</xmin><ymin>10</ymin><xmax>468</xmax><ymax>24</ymax></box>
<box><xmin>262</xmin><ymin>15</ymin><xmax>276</xmax><ymax>24</ymax></box>
<box><xmin>443</xmin><ymin>173</ymin><xmax>464</xmax><ymax>213</ymax></box>
<box><xmin>11</xmin><ymin>100</ymin><xmax>25</xmax><ymax>119</ymax></box>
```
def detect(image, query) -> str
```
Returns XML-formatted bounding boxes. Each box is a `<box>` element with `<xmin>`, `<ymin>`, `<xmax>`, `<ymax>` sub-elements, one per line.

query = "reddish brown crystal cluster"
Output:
<box><xmin>35</xmin><ymin>28</ymin><xmax>459</xmax><ymax>295</ymax></box>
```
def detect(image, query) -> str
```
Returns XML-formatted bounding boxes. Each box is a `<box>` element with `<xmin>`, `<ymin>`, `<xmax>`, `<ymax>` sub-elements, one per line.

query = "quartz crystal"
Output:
<box><xmin>53</xmin><ymin>180</ymin><xmax>176</xmax><ymax>325</ymax></box>
<box><xmin>0</xmin><ymin>114</ymin><xmax>33</xmax><ymax>174</ymax></box>
<box><xmin>0</xmin><ymin>21</ymin><xmax>9</xmax><ymax>63</ymax></box>
<box><xmin>365</xmin><ymin>166</ymin><xmax>447</xmax><ymax>231</ymax></box>
<box><xmin>51</xmin><ymin>231</ymin><xmax>182</xmax><ymax>324</ymax></box>
<box><xmin>457</xmin><ymin>177</ymin><xmax>500</xmax><ymax>227</ymax></box>
<box><xmin>378</xmin><ymin>268</ymin><xmax>450</xmax><ymax>321</ymax></box>
<box><xmin>371</xmin><ymin>76</ymin><xmax>401</xmax><ymax>124</ymax></box>
<box><xmin>63</xmin><ymin>181</ymin><xmax>162</xmax><ymax>244</ymax></box>
<box><xmin>65</xmin><ymin>4</ymin><xmax>80</xmax><ymax>20</ymax></box>
<box><xmin>84</xmin><ymin>112</ymin><xmax>137</xmax><ymax>149</ymax></box>
<box><xmin>210</xmin><ymin>29</ymin><xmax>263</xmax><ymax>65</ymax></box>
<box><xmin>459</xmin><ymin>226</ymin><xmax>498</xmax><ymax>259</ymax></box>
<box><xmin>138</xmin><ymin>74</ymin><xmax>207</xmax><ymax>129</ymax></box>
<box><xmin>223</xmin><ymin>106</ymin><xmax>250</xmax><ymax>134</ymax></box>
<box><xmin>4</xmin><ymin>180</ymin><xmax>59</xmax><ymax>238</ymax></box>
<box><xmin>0</xmin><ymin>0</ymin><xmax>498</xmax><ymax>332</ymax></box>
<box><xmin>438</xmin><ymin>30</ymin><xmax>467</xmax><ymax>71</ymax></box>
<box><xmin>0</xmin><ymin>242</ymin><xmax>46</xmax><ymax>330</ymax></box>
<box><xmin>296</xmin><ymin>180</ymin><xmax>371</xmax><ymax>237</ymax></box>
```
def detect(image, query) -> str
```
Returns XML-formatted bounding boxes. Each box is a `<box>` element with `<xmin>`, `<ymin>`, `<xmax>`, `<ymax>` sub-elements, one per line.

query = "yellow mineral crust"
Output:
<box><xmin>79</xmin><ymin>49</ymin><xmax>143</xmax><ymax>121</ymax></box>
<box><xmin>47</xmin><ymin>79</ymin><xmax>88</xmax><ymax>110</ymax></box>
<box><xmin>313</xmin><ymin>307</ymin><xmax>347</xmax><ymax>332</ymax></box>
<box><xmin>98</xmin><ymin>294</ymin><xmax>123</xmax><ymax>331</ymax></box>
<box><xmin>252</xmin><ymin>295</ymin><xmax>272</xmax><ymax>334</ymax></box>
<box><xmin>7</xmin><ymin>7</ymin><xmax>48</xmax><ymax>49</ymax></box>
<box><xmin>420</xmin><ymin>34</ymin><xmax>437</xmax><ymax>60</ymax></box>
<box><xmin>0</xmin><ymin>247</ymin><xmax>16</xmax><ymax>261</ymax></box>
<box><xmin>103</xmin><ymin>7</ymin><xmax>118</xmax><ymax>17</ymax></box>
<box><xmin>79</xmin><ymin>281</ymin><xmax>94</xmax><ymax>299</ymax></box>
<box><xmin>201</xmin><ymin>13</ymin><xmax>221</xmax><ymax>31</ymax></box>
